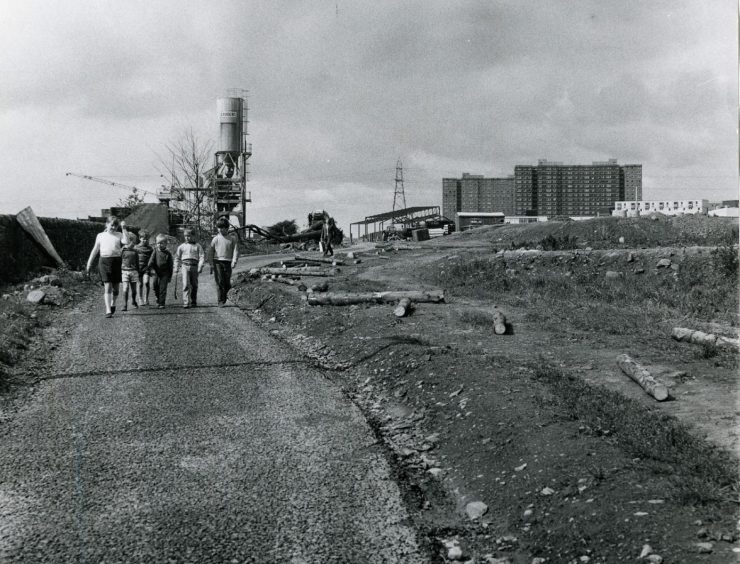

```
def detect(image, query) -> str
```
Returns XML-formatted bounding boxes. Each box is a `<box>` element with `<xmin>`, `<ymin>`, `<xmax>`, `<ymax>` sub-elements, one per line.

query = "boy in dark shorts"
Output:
<box><xmin>120</xmin><ymin>233</ymin><xmax>139</xmax><ymax>311</ymax></box>
<box><xmin>146</xmin><ymin>234</ymin><xmax>174</xmax><ymax>309</ymax></box>
<box><xmin>209</xmin><ymin>217</ymin><xmax>239</xmax><ymax>306</ymax></box>
<box><xmin>135</xmin><ymin>230</ymin><xmax>154</xmax><ymax>306</ymax></box>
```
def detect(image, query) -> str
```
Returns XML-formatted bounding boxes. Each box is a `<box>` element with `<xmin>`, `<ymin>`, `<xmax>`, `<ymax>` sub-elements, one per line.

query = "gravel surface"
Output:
<box><xmin>0</xmin><ymin>269</ymin><xmax>426</xmax><ymax>563</ymax></box>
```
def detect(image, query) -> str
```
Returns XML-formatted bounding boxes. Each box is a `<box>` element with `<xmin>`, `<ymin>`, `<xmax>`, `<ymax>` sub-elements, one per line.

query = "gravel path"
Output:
<box><xmin>0</xmin><ymin>268</ymin><xmax>426</xmax><ymax>563</ymax></box>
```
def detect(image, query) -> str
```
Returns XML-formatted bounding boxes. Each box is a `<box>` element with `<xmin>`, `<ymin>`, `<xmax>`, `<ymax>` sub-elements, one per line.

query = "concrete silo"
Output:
<box><xmin>213</xmin><ymin>91</ymin><xmax>252</xmax><ymax>227</ymax></box>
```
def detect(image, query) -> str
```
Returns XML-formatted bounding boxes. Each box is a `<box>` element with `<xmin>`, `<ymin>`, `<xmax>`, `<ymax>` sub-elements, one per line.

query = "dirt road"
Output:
<box><xmin>0</xmin><ymin>266</ymin><xmax>427</xmax><ymax>563</ymax></box>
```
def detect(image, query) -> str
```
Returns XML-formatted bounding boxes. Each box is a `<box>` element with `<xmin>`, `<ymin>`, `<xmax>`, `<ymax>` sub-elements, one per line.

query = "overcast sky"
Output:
<box><xmin>0</xmin><ymin>0</ymin><xmax>736</xmax><ymax>230</ymax></box>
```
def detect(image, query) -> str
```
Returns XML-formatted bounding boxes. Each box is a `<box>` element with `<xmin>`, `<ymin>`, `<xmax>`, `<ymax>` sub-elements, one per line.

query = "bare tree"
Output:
<box><xmin>156</xmin><ymin>128</ymin><xmax>214</xmax><ymax>237</ymax></box>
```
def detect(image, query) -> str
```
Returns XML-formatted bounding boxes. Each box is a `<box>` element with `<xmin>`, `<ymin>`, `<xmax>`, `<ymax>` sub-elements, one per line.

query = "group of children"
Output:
<box><xmin>86</xmin><ymin>215</ymin><xmax>239</xmax><ymax>317</ymax></box>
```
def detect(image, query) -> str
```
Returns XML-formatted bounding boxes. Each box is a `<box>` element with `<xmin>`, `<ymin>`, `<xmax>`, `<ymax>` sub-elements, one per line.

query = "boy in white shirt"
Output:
<box><xmin>85</xmin><ymin>216</ymin><xmax>130</xmax><ymax>318</ymax></box>
<box><xmin>174</xmin><ymin>229</ymin><xmax>205</xmax><ymax>308</ymax></box>
<box><xmin>209</xmin><ymin>217</ymin><xmax>239</xmax><ymax>307</ymax></box>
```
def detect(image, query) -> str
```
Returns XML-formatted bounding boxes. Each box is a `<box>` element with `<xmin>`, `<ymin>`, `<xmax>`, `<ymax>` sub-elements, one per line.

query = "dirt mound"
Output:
<box><xmin>123</xmin><ymin>204</ymin><xmax>170</xmax><ymax>239</ymax></box>
<box><xmin>443</xmin><ymin>215</ymin><xmax>738</xmax><ymax>249</ymax></box>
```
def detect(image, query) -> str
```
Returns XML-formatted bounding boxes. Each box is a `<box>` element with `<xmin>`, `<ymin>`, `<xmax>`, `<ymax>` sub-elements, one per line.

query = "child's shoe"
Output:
<box><xmin>132</xmin><ymin>301</ymin><xmax>139</xmax><ymax>309</ymax></box>
<box><xmin>122</xmin><ymin>305</ymin><xmax>128</xmax><ymax>312</ymax></box>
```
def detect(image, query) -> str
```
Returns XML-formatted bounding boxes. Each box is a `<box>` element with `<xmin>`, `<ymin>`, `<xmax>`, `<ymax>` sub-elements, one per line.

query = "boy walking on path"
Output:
<box><xmin>174</xmin><ymin>229</ymin><xmax>205</xmax><ymax>308</ymax></box>
<box><xmin>210</xmin><ymin>217</ymin><xmax>239</xmax><ymax>307</ymax></box>
<box><xmin>135</xmin><ymin>230</ymin><xmax>154</xmax><ymax>306</ymax></box>
<box><xmin>120</xmin><ymin>233</ymin><xmax>139</xmax><ymax>311</ymax></box>
<box><xmin>146</xmin><ymin>234</ymin><xmax>174</xmax><ymax>309</ymax></box>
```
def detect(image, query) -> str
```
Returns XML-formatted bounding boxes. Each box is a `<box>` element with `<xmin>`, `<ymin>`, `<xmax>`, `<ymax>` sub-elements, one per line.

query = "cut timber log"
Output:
<box><xmin>272</xmin><ymin>276</ymin><xmax>307</xmax><ymax>291</ymax></box>
<box><xmin>307</xmin><ymin>289</ymin><xmax>444</xmax><ymax>306</ymax></box>
<box><xmin>492</xmin><ymin>310</ymin><xmax>507</xmax><ymax>335</ymax></box>
<box><xmin>671</xmin><ymin>327</ymin><xmax>740</xmax><ymax>352</ymax></box>
<box><xmin>295</xmin><ymin>255</ymin><xmax>344</xmax><ymax>266</ymax></box>
<box><xmin>16</xmin><ymin>207</ymin><xmax>65</xmax><ymax>267</ymax></box>
<box><xmin>616</xmin><ymin>354</ymin><xmax>669</xmax><ymax>401</ymax></box>
<box><xmin>393</xmin><ymin>297</ymin><xmax>413</xmax><ymax>317</ymax></box>
<box><xmin>258</xmin><ymin>267</ymin><xmax>338</xmax><ymax>277</ymax></box>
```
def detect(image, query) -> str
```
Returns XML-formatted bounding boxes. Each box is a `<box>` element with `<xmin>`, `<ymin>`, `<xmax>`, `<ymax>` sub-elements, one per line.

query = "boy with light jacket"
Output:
<box><xmin>174</xmin><ymin>229</ymin><xmax>205</xmax><ymax>308</ymax></box>
<box><xmin>209</xmin><ymin>217</ymin><xmax>239</xmax><ymax>307</ymax></box>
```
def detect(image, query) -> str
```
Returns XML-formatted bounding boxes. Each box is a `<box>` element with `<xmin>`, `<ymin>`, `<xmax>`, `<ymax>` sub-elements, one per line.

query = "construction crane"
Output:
<box><xmin>65</xmin><ymin>172</ymin><xmax>161</xmax><ymax>199</ymax></box>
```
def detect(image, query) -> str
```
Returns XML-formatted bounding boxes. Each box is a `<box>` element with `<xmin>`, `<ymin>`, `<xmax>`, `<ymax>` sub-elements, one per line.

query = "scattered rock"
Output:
<box><xmin>26</xmin><ymin>290</ymin><xmax>45</xmax><ymax>304</ymax></box>
<box><xmin>531</xmin><ymin>559</ymin><xmax>546</xmax><ymax>564</ymax></box>
<box><xmin>638</xmin><ymin>544</ymin><xmax>652</xmax><ymax>558</ymax></box>
<box><xmin>465</xmin><ymin>500</ymin><xmax>488</xmax><ymax>520</ymax></box>
<box><xmin>540</xmin><ymin>487</ymin><xmax>555</xmax><ymax>496</ymax></box>
<box><xmin>618</xmin><ymin>236</ymin><xmax>625</xmax><ymax>244</ymax></box>
<box><xmin>695</xmin><ymin>542</ymin><xmax>713</xmax><ymax>554</ymax></box>
<box><xmin>483</xmin><ymin>556</ymin><xmax>511</xmax><ymax>564</ymax></box>
<box><xmin>656</xmin><ymin>258</ymin><xmax>672</xmax><ymax>268</ymax></box>
<box><xmin>645</xmin><ymin>555</ymin><xmax>663</xmax><ymax>563</ymax></box>
<box><xmin>514</xmin><ymin>463</ymin><xmax>527</xmax><ymax>472</ymax></box>
<box><xmin>605</xmin><ymin>270</ymin><xmax>622</xmax><ymax>280</ymax></box>
<box><xmin>427</xmin><ymin>467</ymin><xmax>443</xmax><ymax>478</ymax></box>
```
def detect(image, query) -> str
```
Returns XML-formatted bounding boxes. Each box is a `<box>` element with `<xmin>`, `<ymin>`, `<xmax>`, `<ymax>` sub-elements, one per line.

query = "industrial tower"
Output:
<box><xmin>392</xmin><ymin>158</ymin><xmax>406</xmax><ymax>213</ymax></box>
<box><xmin>213</xmin><ymin>89</ymin><xmax>252</xmax><ymax>228</ymax></box>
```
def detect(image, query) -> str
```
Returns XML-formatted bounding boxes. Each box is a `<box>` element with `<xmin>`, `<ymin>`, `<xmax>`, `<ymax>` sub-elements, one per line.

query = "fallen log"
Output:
<box><xmin>616</xmin><ymin>354</ymin><xmax>669</xmax><ymax>401</ymax></box>
<box><xmin>492</xmin><ymin>310</ymin><xmax>507</xmax><ymax>335</ymax></box>
<box><xmin>306</xmin><ymin>289</ymin><xmax>444</xmax><ymax>306</ymax></box>
<box><xmin>272</xmin><ymin>276</ymin><xmax>307</xmax><ymax>291</ymax></box>
<box><xmin>671</xmin><ymin>327</ymin><xmax>740</xmax><ymax>352</ymax></box>
<box><xmin>393</xmin><ymin>298</ymin><xmax>413</xmax><ymax>317</ymax></box>
<box><xmin>295</xmin><ymin>255</ymin><xmax>344</xmax><ymax>266</ymax></box>
<box><xmin>258</xmin><ymin>267</ymin><xmax>338</xmax><ymax>277</ymax></box>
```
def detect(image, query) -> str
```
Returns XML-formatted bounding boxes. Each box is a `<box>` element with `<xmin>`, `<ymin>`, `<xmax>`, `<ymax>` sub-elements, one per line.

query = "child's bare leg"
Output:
<box><xmin>103</xmin><ymin>282</ymin><xmax>112</xmax><ymax>314</ymax></box>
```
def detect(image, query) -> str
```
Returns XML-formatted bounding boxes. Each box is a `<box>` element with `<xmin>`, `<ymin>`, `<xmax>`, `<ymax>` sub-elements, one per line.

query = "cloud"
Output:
<box><xmin>0</xmin><ymin>0</ymin><xmax>736</xmax><ymax>228</ymax></box>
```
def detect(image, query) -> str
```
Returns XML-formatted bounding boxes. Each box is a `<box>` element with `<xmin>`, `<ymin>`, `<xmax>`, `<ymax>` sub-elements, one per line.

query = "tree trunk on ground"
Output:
<box><xmin>616</xmin><ymin>354</ymin><xmax>669</xmax><ymax>401</ymax></box>
<box><xmin>271</xmin><ymin>276</ymin><xmax>307</xmax><ymax>291</ymax></box>
<box><xmin>295</xmin><ymin>255</ymin><xmax>344</xmax><ymax>266</ymax></box>
<box><xmin>671</xmin><ymin>327</ymin><xmax>740</xmax><ymax>352</ymax></box>
<box><xmin>394</xmin><ymin>298</ymin><xmax>412</xmax><ymax>317</ymax></box>
<box><xmin>306</xmin><ymin>290</ymin><xmax>444</xmax><ymax>306</ymax></box>
<box><xmin>259</xmin><ymin>267</ymin><xmax>338</xmax><ymax>277</ymax></box>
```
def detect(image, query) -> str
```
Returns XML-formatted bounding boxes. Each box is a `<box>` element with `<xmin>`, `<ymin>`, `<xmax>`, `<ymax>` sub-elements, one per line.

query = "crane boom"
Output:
<box><xmin>65</xmin><ymin>172</ymin><xmax>159</xmax><ymax>198</ymax></box>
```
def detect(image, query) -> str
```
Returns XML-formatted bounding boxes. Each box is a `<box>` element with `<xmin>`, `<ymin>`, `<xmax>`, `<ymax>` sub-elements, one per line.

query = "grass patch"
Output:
<box><xmin>429</xmin><ymin>253</ymin><xmax>738</xmax><ymax>341</ymax></box>
<box><xmin>533</xmin><ymin>364</ymin><xmax>738</xmax><ymax>504</ymax></box>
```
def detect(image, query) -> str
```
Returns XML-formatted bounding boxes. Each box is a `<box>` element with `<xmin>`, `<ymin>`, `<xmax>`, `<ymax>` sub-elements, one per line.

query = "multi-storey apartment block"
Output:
<box><xmin>442</xmin><ymin>173</ymin><xmax>515</xmax><ymax>219</ymax></box>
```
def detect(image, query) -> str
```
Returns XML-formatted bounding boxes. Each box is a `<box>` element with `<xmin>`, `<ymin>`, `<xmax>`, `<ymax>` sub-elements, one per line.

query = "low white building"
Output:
<box><xmin>613</xmin><ymin>199</ymin><xmax>708</xmax><ymax>217</ymax></box>
<box><xmin>708</xmin><ymin>207</ymin><xmax>739</xmax><ymax>218</ymax></box>
<box><xmin>504</xmin><ymin>215</ymin><xmax>548</xmax><ymax>224</ymax></box>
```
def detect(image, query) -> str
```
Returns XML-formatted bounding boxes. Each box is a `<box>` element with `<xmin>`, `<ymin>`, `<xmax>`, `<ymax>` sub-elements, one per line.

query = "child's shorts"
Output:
<box><xmin>121</xmin><ymin>269</ymin><xmax>140</xmax><ymax>284</ymax></box>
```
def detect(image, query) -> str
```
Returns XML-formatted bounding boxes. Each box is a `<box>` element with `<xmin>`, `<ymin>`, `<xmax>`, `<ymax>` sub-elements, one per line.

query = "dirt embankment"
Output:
<box><xmin>0</xmin><ymin>271</ymin><xmax>99</xmax><ymax>397</ymax></box>
<box><xmin>229</xmin><ymin>217</ymin><xmax>738</xmax><ymax>563</ymax></box>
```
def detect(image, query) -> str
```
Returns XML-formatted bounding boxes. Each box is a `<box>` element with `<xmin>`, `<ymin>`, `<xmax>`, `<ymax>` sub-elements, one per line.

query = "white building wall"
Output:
<box><xmin>612</xmin><ymin>199</ymin><xmax>709</xmax><ymax>217</ymax></box>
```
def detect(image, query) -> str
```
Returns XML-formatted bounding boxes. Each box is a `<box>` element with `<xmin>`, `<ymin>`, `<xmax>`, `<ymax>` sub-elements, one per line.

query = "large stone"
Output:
<box><xmin>656</xmin><ymin>258</ymin><xmax>672</xmax><ymax>268</ymax></box>
<box><xmin>41</xmin><ymin>286</ymin><xmax>64</xmax><ymax>306</ymax></box>
<box><xmin>26</xmin><ymin>290</ymin><xmax>45</xmax><ymax>304</ymax></box>
<box><xmin>465</xmin><ymin>500</ymin><xmax>488</xmax><ymax>520</ymax></box>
